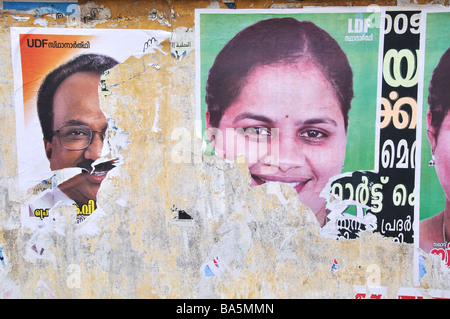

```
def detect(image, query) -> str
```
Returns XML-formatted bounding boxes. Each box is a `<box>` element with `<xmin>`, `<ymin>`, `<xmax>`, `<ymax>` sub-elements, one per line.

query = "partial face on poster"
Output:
<box><xmin>42</xmin><ymin>70</ymin><xmax>112</xmax><ymax>208</ymax></box>
<box><xmin>11</xmin><ymin>28</ymin><xmax>170</xmax><ymax>221</ymax></box>
<box><xmin>418</xmin><ymin>10</ymin><xmax>450</xmax><ymax>258</ymax></box>
<box><xmin>196</xmin><ymin>8</ymin><xmax>382</xmax><ymax>228</ymax></box>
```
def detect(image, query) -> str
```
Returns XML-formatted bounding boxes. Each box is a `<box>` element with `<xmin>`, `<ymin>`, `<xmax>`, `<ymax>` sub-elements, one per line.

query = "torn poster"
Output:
<box><xmin>416</xmin><ymin>8</ymin><xmax>450</xmax><ymax>284</ymax></box>
<box><xmin>10</xmin><ymin>27</ymin><xmax>170</xmax><ymax>222</ymax></box>
<box><xmin>196</xmin><ymin>7</ymin><xmax>382</xmax><ymax>238</ymax></box>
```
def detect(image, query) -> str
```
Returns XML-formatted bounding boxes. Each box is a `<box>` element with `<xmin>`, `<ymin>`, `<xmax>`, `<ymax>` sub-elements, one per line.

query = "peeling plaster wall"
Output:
<box><xmin>1</xmin><ymin>0</ymin><xmax>450</xmax><ymax>299</ymax></box>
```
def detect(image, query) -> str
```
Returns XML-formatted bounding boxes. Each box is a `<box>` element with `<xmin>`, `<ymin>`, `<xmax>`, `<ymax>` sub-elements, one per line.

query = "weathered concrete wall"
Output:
<box><xmin>0</xmin><ymin>0</ymin><xmax>449</xmax><ymax>299</ymax></box>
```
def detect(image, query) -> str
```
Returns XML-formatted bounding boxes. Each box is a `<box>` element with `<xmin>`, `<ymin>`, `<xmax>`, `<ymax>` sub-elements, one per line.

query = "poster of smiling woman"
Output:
<box><xmin>10</xmin><ymin>28</ymin><xmax>170</xmax><ymax>228</ymax></box>
<box><xmin>417</xmin><ymin>8</ymin><xmax>450</xmax><ymax>283</ymax></box>
<box><xmin>196</xmin><ymin>8</ymin><xmax>384</xmax><ymax>240</ymax></box>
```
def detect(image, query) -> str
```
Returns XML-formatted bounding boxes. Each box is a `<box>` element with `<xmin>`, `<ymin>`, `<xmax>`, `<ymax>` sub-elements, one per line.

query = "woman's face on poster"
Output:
<box><xmin>428</xmin><ymin>111</ymin><xmax>450</xmax><ymax>202</ymax></box>
<box><xmin>207</xmin><ymin>61</ymin><xmax>348</xmax><ymax>217</ymax></box>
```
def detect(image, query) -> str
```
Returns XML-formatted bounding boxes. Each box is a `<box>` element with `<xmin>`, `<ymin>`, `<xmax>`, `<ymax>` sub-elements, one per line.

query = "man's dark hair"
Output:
<box><xmin>428</xmin><ymin>47</ymin><xmax>450</xmax><ymax>138</ymax></box>
<box><xmin>205</xmin><ymin>18</ymin><xmax>354</xmax><ymax>129</ymax></box>
<box><xmin>37</xmin><ymin>53</ymin><xmax>119</xmax><ymax>142</ymax></box>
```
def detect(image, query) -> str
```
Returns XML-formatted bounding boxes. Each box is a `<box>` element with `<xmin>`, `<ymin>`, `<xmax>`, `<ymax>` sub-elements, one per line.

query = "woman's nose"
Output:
<box><xmin>260</xmin><ymin>133</ymin><xmax>306</xmax><ymax>173</ymax></box>
<box><xmin>275</xmin><ymin>135</ymin><xmax>306</xmax><ymax>172</ymax></box>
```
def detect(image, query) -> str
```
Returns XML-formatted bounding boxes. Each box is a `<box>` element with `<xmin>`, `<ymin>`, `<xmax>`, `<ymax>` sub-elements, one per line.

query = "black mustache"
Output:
<box><xmin>77</xmin><ymin>159</ymin><xmax>116</xmax><ymax>173</ymax></box>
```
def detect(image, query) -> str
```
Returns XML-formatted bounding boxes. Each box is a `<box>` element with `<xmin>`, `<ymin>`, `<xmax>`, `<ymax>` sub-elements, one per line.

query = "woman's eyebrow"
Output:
<box><xmin>232</xmin><ymin>113</ymin><xmax>338</xmax><ymax>127</ymax></box>
<box><xmin>232</xmin><ymin>112</ymin><xmax>273</xmax><ymax>124</ymax></box>
<box><xmin>296</xmin><ymin>117</ymin><xmax>338</xmax><ymax>126</ymax></box>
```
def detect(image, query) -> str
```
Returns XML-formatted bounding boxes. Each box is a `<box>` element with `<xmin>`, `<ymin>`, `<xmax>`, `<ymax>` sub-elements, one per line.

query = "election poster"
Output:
<box><xmin>417</xmin><ymin>8</ymin><xmax>450</xmax><ymax>283</ymax></box>
<box><xmin>376</xmin><ymin>8</ymin><xmax>420</xmax><ymax>245</ymax></box>
<box><xmin>11</xmin><ymin>27</ymin><xmax>171</xmax><ymax>225</ymax></box>
<box><xmin>196</xmin><ymin>7</ymin><xmax>450</xmax><ymax>287</ymax></box>
<box><xmin>195</xmin><ymin>7</ymin><xmax>383</xmax><ymax>239</ymax></box>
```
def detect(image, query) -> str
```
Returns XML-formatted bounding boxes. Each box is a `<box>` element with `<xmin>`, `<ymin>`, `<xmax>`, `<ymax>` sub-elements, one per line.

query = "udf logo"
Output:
<box><xmin>27</xmin><ymin>38</ymin><xmax>48</xmax><ymax>47</ymax></box>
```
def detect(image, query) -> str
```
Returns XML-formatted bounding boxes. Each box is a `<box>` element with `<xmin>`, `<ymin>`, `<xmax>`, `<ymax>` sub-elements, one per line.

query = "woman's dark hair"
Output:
<box><xmin>37</xmin><ymin>53</ymin><xmax>119</xmax><ymax>142</ymax></box>
<box><xmin>428</xmin><ymin>47</ymin><xmax>450</xmax><ymax>137</ymax></box>
<box><xmin>205</xmin><ymin>18</ymin><xmax>354</xmax><ymax>129</ymax></box>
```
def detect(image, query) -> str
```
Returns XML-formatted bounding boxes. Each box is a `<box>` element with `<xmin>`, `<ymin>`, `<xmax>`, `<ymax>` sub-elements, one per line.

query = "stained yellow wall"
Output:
<box><xmin>0</xmin><ymin>0</ymin><xmax>449</xmax><ymax>299</ymax></box>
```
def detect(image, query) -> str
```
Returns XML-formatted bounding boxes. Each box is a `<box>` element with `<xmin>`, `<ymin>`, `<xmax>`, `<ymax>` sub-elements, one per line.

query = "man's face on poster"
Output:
<box><xmin>44</xmin><ymin>71</ymin><xmax>112</xmax><ymax>206</ymax></box>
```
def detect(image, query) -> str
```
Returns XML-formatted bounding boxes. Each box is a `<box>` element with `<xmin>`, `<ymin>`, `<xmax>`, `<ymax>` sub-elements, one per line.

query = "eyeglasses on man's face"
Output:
<box><xmin>53</xmin><ymin>125</ymin><xmax>107</xmax><ymax>151</ymax></box>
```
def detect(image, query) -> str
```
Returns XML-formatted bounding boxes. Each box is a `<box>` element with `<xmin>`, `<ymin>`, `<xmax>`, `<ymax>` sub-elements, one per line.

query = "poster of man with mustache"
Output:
<box><xmin>11</xmin><ymin>28</ymin><xmax>170</xmax><ymax>225</ymax></box>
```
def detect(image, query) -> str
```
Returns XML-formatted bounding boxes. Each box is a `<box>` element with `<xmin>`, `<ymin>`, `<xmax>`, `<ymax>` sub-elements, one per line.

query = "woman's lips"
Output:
<box><xmin>251</xmin><ymin>174</ymin><xmax>310</xmax><ymax>192</ymax></box>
